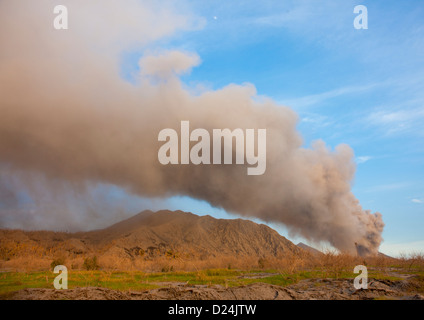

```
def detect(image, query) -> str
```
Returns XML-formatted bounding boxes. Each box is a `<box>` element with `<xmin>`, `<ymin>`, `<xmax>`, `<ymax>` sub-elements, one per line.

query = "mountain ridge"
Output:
<box><xmin>0</xmin><ymin>210</ymin><xmax>305</xmax><ymax>262</ymax></box>
<box><xmin>85</xmin><ymin>210</ymin><xmax>304</xmax><ymax>259</ymax></box>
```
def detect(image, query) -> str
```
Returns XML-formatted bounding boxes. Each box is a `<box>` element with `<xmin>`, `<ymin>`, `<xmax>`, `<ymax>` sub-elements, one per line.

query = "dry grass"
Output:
<box><xmin>2</xmin><ymin>250</ymin><xmax>423</xmax><ymax>273</ymax></box>
<box><xmin>1</xmin><ymin>233</ymin><xmax>423</xmax><ymax>275</ymax></box>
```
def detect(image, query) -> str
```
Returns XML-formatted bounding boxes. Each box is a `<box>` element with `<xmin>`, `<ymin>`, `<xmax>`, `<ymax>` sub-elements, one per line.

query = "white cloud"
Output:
<box><xmin>356</xmin><ymin>156</ymin><xmax>372</xmax><ymax>164</ymax></box>
<box><xmin>412</xmin><ymin>199</ymin><xmax>423</xmax><ymax>204</ymax></box>
<box><xmin>367</xmin><ymin>105</ymin><xmax>424</xmax><ymax>136</ymax></box>
<box><xmin>281</xmin><ymin>83</ymin><xmax>379</xmax><ymax>109</ymax></box>
<box><xmin>300</xmin><ymin>113</ymin><xmax>333</xmax><ymax>127</ymax></box>
<box><xmin>365</xmin><ymin>182</ymin><xmax>411</xmax><ymax>193</ymax></box>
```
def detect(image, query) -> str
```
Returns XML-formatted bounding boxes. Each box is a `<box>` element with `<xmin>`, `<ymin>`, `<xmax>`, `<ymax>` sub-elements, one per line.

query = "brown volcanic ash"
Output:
<box><xmin>0</xmin><ymin>1</ymin><xmax>383</xmax><ymax>255</ymax></box>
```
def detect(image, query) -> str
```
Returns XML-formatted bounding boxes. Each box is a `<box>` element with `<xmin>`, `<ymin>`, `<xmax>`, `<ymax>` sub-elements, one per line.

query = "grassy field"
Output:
<box><xmin>1</xmin><ymin>252</ymin><xmax>423</xmax><ymax>298</ymax></box>
<box><xmin>0</xmin><ymin>267</ymin><xmax>411</xmax><ymax>297</ymax></box>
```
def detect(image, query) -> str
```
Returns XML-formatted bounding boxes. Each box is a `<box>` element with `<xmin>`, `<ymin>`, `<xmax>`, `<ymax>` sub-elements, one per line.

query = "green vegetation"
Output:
<box><xmin>0</xmin><ymin>267</ymin><xmax>410</xmax><ymax>297</ymax></box>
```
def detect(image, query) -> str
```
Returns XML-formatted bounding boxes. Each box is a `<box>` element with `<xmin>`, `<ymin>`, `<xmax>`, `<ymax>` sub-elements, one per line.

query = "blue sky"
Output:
<box><xmin>118</xmin><ymin>0</ymin><xmax>424</xmax><ymax>257</ymax></box>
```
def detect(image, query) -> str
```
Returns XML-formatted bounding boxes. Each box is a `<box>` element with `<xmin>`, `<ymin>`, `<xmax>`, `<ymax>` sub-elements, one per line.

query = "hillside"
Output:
<box><xmin>83</xmin><ymin>210</ymin><xmax>303</xmax><ymax>259</ymax></box>
<box><xmin>296</xmin><ymin>242</ymin><xmax>323</xmax><ymax>256</ymax></box>
<box><xmin>0</xmin><ymin>210</ymin><xmax>304</xmax><ymax>267</ymax></box>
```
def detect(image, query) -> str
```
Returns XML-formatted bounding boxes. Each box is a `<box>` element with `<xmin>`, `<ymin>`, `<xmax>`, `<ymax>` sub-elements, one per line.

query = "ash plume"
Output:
<box><xmin>0</xmin><ymin>1</ymin><xmax>384</xmax><ymax>255</ymax></box>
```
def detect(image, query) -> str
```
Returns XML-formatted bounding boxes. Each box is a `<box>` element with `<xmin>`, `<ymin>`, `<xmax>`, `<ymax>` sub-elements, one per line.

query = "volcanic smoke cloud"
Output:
<box><xmin>0</xmin><ymin>1</ymin><xmax>384</xmax><ymax>255</ymax></box>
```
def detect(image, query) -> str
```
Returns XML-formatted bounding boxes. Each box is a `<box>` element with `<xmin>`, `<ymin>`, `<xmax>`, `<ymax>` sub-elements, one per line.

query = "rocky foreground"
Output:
<box><xmin>7</xmin><ymin>277</ymin><xmax>424</xmax><ymax>300</ymax></box>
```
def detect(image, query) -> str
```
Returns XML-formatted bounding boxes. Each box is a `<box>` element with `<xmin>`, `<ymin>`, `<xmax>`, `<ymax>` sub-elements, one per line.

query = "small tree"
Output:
<box><xmin>83</xmin><ymin>256</ymin><xmax>100</xmax><ymax>270</ymax></box>
<box><xmin>50</xmin><ymin>257</ymin><xmax>66</xmax><ymax>271</ymax></box>
<box><xmin>258</xmin><ymin>258</ymin><xmax>266</xmax><ymax>269</ymax></box>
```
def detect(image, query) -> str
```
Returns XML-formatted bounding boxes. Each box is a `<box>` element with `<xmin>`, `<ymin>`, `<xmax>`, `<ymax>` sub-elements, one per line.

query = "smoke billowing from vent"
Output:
<box><xmin>0</xmin><ymin>1</ymin><xmax>384</xmax><ymax>255</ymax></box>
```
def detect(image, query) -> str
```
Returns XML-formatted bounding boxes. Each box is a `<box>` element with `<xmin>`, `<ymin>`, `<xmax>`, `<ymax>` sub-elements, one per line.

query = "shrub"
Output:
<box><xmin>161</xmin><ymin>265</ymin><xmax>174</xmax><ymax>272</ymax></box>
<box><xmin>258</xmin><ymin>258</ymin><xmax>267</xmax><ymax>269</ymax></box>
<box><xmin>83</xmin><ymin>256</ymin><xmax>100</xmax><ymax>270</ymax></box>
<box><xmin>50</xmin><ymin>257</ymin><xmax>66</xmax><ymax>271</ymax></box>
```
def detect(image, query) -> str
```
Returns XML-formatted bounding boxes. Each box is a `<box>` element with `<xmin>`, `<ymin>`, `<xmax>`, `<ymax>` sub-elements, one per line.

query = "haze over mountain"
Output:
<box><xmin>82</xmin><ymin>210</ymin><xmax>305</xmax><ymax>259</ymax></box>
<box><xmin>296</xmin><ymin>242</ymin><xmax>323</xmax><ymax>256</ymax></box>
<box><xmin>0</xmin><ymin>210</ymin><xmax>304</xmax><ymax>262</ymax></box>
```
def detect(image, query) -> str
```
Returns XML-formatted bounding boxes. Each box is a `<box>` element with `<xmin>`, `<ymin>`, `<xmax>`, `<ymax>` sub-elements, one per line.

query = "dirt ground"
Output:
<box><xmin>6</xmin><ymin>276</ymin><xmax>424</xmax><ymax>300</ymax></box>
